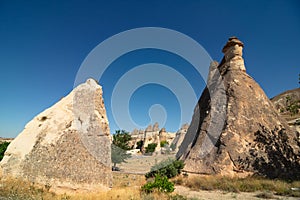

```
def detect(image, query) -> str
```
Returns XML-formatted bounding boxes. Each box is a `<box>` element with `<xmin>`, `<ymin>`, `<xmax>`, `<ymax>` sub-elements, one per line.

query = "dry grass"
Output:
<box><xmin>112</xmin><ymin>172</ymin><xmax>146</xmax><ymax>187</ymax></box>
<box><xmin>1</xmin><ymin>173</ymin><xmax>300</xmax><ymax>199</ymax></box>
<box><xmin>0</xmin><ymin>176</ymin><xmax>61</xmax><ymax>200</ymax></box>
<box><xmin>172</xmin><ymin>174</ymin><xmax>300</xmax><ymax>197</ymax></box>
<box><xmin>0</xmin><ymin>174</ymin><xmax>171</xmax><ymax>200</ymax></box>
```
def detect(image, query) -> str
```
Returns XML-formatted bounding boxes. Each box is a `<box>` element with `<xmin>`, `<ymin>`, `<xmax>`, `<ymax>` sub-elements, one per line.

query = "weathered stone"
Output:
<box><xmin>171</xmin><ymin>124</ymin><xmax>189</xmax><ymax>152</ymax></box>
<box><xmin>158</xmin><ymin>128</ymin><xmax>176</xmax><ymax>146</ymax></box>
<box><xmin>129</xmin><ymin>129</ymin><xmax>144</xmax><ymax>149</ymax></box>
<box><xmin>0</xmin><ymin>79</ymin><xmax>112</xmax><ymax>191</ymax></box>
<box><xmin>177</xmin><ymin>37</ymin><xmax>300</xmax><ymax>179</ymax></box>
<box><xmin>127</xmin><ymin>124</ymin><xmax>176</xmax><ymax>153</ymax></box>
<box><xmin>271</xmin><ymin>88</ymin><xmax>300</xmax><ymax>133</ymax></box>
<box><xmin>145</xmin><ymin>125</ymin><xmax>153</xmax><ymax>132</ymax></box>
<box><xmin>153</xmin><ymin>122</ymin><xmax>159</xmax><ymax>132</ymax></box>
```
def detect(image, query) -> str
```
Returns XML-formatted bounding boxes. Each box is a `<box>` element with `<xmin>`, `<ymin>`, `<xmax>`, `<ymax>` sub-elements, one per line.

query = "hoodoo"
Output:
<box><xmin>177</xmin><ymin>37</ymin><xmax>300</xmax><ymax>179</ymax></box>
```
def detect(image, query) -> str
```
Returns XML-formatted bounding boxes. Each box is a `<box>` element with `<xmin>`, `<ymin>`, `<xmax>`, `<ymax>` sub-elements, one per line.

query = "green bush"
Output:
<box><xmin>145</xmin><ymin>143</ymin><xmax>157</xmax><ymax>154</ymax></box>
<box><xmin>145</xmin><ymin>158</ymin><xmax>185</xmax><ymax>179</ymax></box>
<box><xmin>0</xmin><ymin>142</ymin><xmax>10</xmax><ymax>161</ymax></box>
<box><xmin>111</xmin><ymin>144</ymin><xmax>131</xmax><ymax>169</ymax></box>
<box><xmin>112</xmin><ymin>130</ymin><xmax>132</xmax><ymax>150</ymax></box>
<box><xmin>160</xmin><ymin>140</ymin><xmax>169</xmax><ymax>147</ymax></box>
<box><xmin>170</xmin><ymin>143</ymin><xmax>176</xmax><ymax>151</ymax></box>
<box><xmin>136</xmin><ymin>140</ymin><xmax>143</xmax><ymax>150</ymax></box>
<box><xmin>141</xmin><ymin>174</ymin><xmax>174</xmax><ymax>193</ymax></box>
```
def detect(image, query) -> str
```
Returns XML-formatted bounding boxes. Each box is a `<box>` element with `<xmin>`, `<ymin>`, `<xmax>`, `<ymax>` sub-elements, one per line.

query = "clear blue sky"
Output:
<box><xmin>0</xmin><ymin>0</ymin><xmax>299</xmax><ymax>138</ymax></box>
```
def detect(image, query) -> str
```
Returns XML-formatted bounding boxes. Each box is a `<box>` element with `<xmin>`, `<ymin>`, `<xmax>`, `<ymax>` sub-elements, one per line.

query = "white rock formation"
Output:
<box><xmin>0</xmin><ymin>79</ymin><xmax>112</xmax><ymax>192</ymax></box>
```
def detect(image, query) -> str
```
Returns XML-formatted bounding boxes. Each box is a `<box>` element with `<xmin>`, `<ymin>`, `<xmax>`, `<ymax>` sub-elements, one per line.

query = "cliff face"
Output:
<box><xmin>1</xmin><ymin>79</ymin><xmax>112</xmax><ymax>191</ymax></box>
<box><xmin>177</xmin><ymin>37</ymin><xmax>300</xmax><ymax>179</ymax></box>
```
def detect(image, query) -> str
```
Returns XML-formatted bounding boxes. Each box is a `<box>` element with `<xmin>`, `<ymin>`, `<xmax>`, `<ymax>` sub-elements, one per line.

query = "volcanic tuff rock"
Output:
<box><xmin>271</xmin><ymin>88</ymin><xmax>300</xmax><ymax>133</ymax></box>
<box><xmin>128</xmin><ymin>123</ymin><xmax>176</xmax><ymax>153</ymax></box>
<box><xmin>271</xmin><ymin>88</ymin><xmax>300</xmax><ymax>115</ymax></box>
<box><xmin>177</xmin><ymin>37</ymin><xmax>300</xmax><ymax>179</ymax></box>
<box><xmin>171</xmin><ymin>124</ymin><xmax>189</xmax><ymax>152</ymax></box>
<box><xmin>0</xmin><ymin>79</ymin><xmax>112</xmax><ymax>191</ymax></box>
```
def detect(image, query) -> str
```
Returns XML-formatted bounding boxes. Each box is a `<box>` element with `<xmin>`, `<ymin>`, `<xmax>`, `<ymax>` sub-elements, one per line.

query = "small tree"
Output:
<box><xmin>112</xmin><ymin>130</ymin><xmax>132</xmax><ymax>150</ymax></box>
<box><xmin>145</xmin><ymin>158</ymin><xmax>185</xmax><ymax>179</ymax></box>
<box><xmin>145</xmin><ymin>143</ymin><xmax>157</xmax><ymax>154</ymax></box>
<box><xmin>136</xmin><ymin>140</ymin><xmax>143</xmax><ymax>150</ymax></box>
<box><xmin>111</xmin><ymin>130</ymin><xmax>132</xmax><ymax>169</ymax></box>
<box><xmin>0</xmin><ymin>142</ymin><xmax>10</xmax><ymax>161</ymax></box>
<box><xmin>111</xmin><ymin>144</ymin><xmax>131</xmax><ymax>169</ymax></box>
<box><xmin>285</xmin><ymin>95</ymin><xmax>300</xmax><ymax>116</ymax></box>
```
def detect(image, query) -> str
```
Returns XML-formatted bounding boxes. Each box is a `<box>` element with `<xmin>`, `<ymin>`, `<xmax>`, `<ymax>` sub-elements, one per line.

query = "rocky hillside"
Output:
<box><xmin>271</xmin><ymin>88</ymin><xmax>300</xmax><ymax>132</ymax></box>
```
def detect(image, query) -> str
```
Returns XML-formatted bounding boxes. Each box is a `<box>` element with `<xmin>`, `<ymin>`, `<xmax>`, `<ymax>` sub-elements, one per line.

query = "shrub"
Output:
<box><xmin>160</xmin><ymin>140</ymin><xmax>168</xmax><ymax>147</ymax></box>
<box><xmin>145</xmin><ymin>143</ymin><xmax>157</xmax><ymax>154</ymax></box>
<box><xmin>145</xmin><ymin>158</ymin><xmax>185</xmax><ymax>179</ymax></box>
<box><xmin>136</xmin><ymin>140</ymin><xmax>143</xmax><ymax>150</ymax></box>
<box><xmin>170</xmin><ymin>143</ymin><xmax>176</xmax><ymax>151</ymax></box>
<box><xmin>111</xmin><ymin>144</ymin><xmax>131</xmax><ymax>169</ymax></box>
<box><xmin>0</xmin><ymin>142</ymin><xmax>10</xmax><ymax>161</ymax></box>
<box><xmin>141</xmin><ymin>174</ymin><xmax>174</xmax><ymax>193</ymax></box>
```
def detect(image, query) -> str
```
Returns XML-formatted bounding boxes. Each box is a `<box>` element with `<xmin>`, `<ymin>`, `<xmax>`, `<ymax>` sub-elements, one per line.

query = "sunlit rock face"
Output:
<box><xmin>1</xmin><ymin>79</ymin><xmax>112</xmax><ymax>191</ymax></box>
<box><xmin>177</xmin><ymin>37</ymin><xmax>300</xmax><ymax>179</ymax></box>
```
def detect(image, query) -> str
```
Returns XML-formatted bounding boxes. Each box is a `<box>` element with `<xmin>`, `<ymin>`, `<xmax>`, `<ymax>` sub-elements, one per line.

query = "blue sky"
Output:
<box><xmin>0</xmin><ymin>0</ymin><xmax>299</xmax><ymax>138</ymax></box>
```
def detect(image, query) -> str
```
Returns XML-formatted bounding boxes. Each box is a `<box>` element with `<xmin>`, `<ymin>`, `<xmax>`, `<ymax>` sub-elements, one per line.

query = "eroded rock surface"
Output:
<box><xmin>0</xmin><ymin>79</ymin><xmax>112</xmax><ymax>191</ymax></box>
<box><xmin>177</xmin><ymin>37</ymin><xmax>300</xmax><ymax>179</ymax></box>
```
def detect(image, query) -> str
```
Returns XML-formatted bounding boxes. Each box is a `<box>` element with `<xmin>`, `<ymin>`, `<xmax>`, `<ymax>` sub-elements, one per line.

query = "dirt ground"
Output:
<box><xmin>174</xmin><ymin>186</ymin><xmax>299</xmax><ymax>200</ymax></box>
<box><xmin>117</xmin><ymin>152</ymin><xmax>175</xmax><ymax>174</ymax></box>
<box><xmin>116</xmin><ymin>154</ymin><xmax>300</xmax><ymax>200</ymax></box>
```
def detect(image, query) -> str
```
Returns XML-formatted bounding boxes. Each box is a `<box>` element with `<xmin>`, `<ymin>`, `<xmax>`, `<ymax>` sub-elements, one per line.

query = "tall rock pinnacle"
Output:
<box><xmin>177</xmin><ymin>37</ymin><xmax>300</xmax><ymax>179</ymax></box>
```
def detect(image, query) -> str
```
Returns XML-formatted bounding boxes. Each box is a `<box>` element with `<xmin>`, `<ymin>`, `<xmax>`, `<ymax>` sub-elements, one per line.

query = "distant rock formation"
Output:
<box><xmin>177</xmin><ymin>37</ymin><xmax>300</xmax><ymax>179</ymax></box>
<box><xmin>0</xmin><ymin>137</ymin><xmax>14</xmax><ymax>144</ymax></box>
<box><xmin>271</xmin><ymin>88</ymin><xmax>300</xmax><ymax>133</ymax></box>
<box><xmin>171</xmin><ymin>124</ymin><xmax>189</xmax><ymax>152</ymax></box>
<box><xmin>128</xmin><ymin>123</ymin><xmax>176</xmax><ymax>153</ymax></box>
<box><xmin>0</xmin><ymin>79</ymin><xmax>112</xmax><ymax>191</ymax></box>
<box><xmin>143</xmin><ymin>124</ymin><xmax>161</xmax><ymax>152</ymax></box>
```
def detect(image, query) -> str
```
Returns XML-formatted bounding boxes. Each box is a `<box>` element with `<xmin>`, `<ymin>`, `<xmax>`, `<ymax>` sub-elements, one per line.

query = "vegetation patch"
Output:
<box><xmin>0</xmin><ymin>142</ymin><xmax>10</xmax><ymax>161</ymax></box>
<box><xmin>111</xmin><ymin>130</ymin><xmax>132</xmax><ymax>169</ymax></box>
<box><xmin>142</xmin><ymin>159</ymin><xmax>185</xmax><ymax>195</ymax></box>
<box><xmin>160</xmin><ymin>140</ymin><xmax>169</xmax><ymax>147</ymax></box>
<box><xmin>142</xmin><ymin>174</ymin><xmax>174</xmax><ymax>193</ymax></box>
<box><xmin>173</xmin><ymin>175</ymin><xmax>300</xmax><ymax>197</ymax></box>
<box><xmin>145</xmin><ymin>159</ymin><xmax>184</xmax><ymax>179</ymax></box>
<box><xmin>145</xmin><ymin>143</ymin><xmax>157</xmax><ymax>154</ymax></box>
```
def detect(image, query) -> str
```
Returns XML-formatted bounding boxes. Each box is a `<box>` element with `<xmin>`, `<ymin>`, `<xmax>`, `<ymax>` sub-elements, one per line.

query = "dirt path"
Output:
<box><xmin>175</xmin><ymin>186</ymin><xmax>299</xmax><ymax>200</ymax></box>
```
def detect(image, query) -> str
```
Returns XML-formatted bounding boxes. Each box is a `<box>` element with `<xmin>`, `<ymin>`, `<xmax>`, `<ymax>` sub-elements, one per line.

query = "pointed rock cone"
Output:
<box><xmin>0</xmin><ymin>79</ymin><xmax>112</xmax><ymax>191</ymax></box>
<box><xmin>177</xmin><ymin>37</ymin><xmax>300</xmax><ymax>179</ymax></box>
